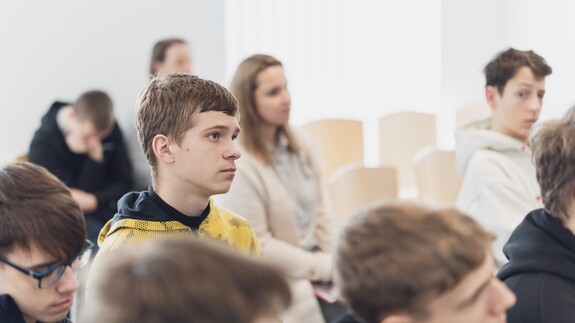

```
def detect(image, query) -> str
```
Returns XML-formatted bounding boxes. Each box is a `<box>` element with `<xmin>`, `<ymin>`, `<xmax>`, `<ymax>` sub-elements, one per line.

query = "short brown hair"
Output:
<box><xmin>136</xmin><ymin>74</ymin><xmax>238</xmax><ymax>180</ymax></box>
<box><xmin>74</xmin><ymin>90</ymin><xmax>115</xmax><ymax>132</ymax></box>
<box><xmin>83</xmin><ymin>238</ymin><xmax>290</xmax><ymax>323</ymax></box>
<box><xmin>530</xmin><ymin>107</ymin><xmax>575</xmax><ymax>223</ymax></box>
<box><xmin>149</xmin><ymin>38</ymin><xmax>187</xmax><ymax>75</ymax></box>
<box><xmin>335</xmin><ymin>203</ymin><xmax>494</xmax><ymax>323</ymax></box>
<box><xmin>0</xmin><ymin>162</ymin><xmax>86</xmax><ymax>261</ymax></box>
<box><xmin>230</xmin><ymin>54</ymin><xmax>300</xmax><ymax>164</ymax></box>
<box><xmin>484</xmin><ymin>48</ymin><xmax>552</xmax><ymax>95</ymax></box>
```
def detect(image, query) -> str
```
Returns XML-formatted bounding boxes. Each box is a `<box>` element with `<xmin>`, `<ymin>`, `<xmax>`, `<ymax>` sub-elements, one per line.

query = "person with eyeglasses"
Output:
<box><xmin>0</xmin><ymin>162</ymin><xmax>91</xmax><ymax>323</ymax></box>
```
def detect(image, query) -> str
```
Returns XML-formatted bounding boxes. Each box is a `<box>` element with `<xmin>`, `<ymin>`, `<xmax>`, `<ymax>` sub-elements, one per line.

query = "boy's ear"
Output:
<box><xmin>485</xmin><ymin>85</ymin><xmax>499</xmax><ymax>111</ymax></box>
<box><xmin>152</xmin><ymin>134</ymin><xmax>175</xmax><ymax>164</ymax></box>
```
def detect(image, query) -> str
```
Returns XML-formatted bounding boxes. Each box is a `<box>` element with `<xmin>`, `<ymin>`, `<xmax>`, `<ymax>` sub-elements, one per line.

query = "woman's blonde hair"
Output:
<box><xmin>230</xmin><ymin>54</ymin><xmax>300</xmax><ymax>164</ymax></box>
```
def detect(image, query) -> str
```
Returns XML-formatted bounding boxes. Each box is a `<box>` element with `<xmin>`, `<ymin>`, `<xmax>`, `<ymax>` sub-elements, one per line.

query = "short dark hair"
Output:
<box><xmin>0</xmin><ymin>162</ymin><xmax>86</xmax><ymax>261</ymax></box>
<box><xmin>531</xmin><ymin>106</ymin><xmax>575</xmax><ymax>223</ymax></box>
<box><xmin>335</xmin><ymin>203</ymin><xmax>494</xmax><ymax>323</ymax></box>
<box><xmin>149</xmin><ymin>38</ymin><xmax>187</xmax><ymax>75</ymax></box>
<box><xmin>74</xmin><ymin>90</ymin><xmax>115</xmax><ymax>132</ymax></box>
<box><xmin>83</xmin><ymin>238</ymin><xmax>291</xmax><ymax>323</ymax></box>
<box><xmin>136</xmin><ymin>74</ymin><xmax>239</xmax><ymax>180</ymax></box>
<box><xmin>484</xmin><ymin>48</ymin><xmax>552</xmax><ymax>94</ymax></box>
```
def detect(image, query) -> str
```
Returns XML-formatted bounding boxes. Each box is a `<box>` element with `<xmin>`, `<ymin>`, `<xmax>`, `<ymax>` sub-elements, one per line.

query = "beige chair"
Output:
<box><xmin>329</xmin><ymin>164</ymin><xmax>397</xmax><ymax>226</ymax></box>
<box><xmin>414</xmin><ymin>146</ymin><xmax>461</xmax><ymax>208</ymax></box>
<box><xmin>379</xmin><ymin>112</ymin><xmax>436</xmax><ymax>198</ymax></box>
<box><xmin>302</xmin><ymin>119</ymin><xmax>364</xmax><ymax>188</ymax></box>
<box><xmin>455</xmin><ymin>102</ymin><xmax>491</xmax><ymax>129</ymax></box>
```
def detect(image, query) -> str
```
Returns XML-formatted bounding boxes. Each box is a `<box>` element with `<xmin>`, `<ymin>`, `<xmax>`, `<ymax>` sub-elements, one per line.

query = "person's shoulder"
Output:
<box><xmin>537</xmin><ymin>274</ymin><xmax>575</xmax><ymax>323</ymax></box>
<box><xmin>0</xmin><ymin>294</ymin><xmax>25</xmax><ymax>322</ymax></box>
<box><xmin>469</xmin><ymin>148</ymin><xmax>507</xmax><ymax>163</ymax></box>
<box><xmin>465</xmin><ymin>148</ymin><xmax>517</xmax><ymax>179</ymax></box>
<box><xmin>41</xmin><ymin>101</ymin><xmax>69</xmax><ymax>116</ymax></box>
<box><xmin>209</xmin><ymin>203</ymin><xmax>258</xmax><ymax>239</ymax></box>
<box><xmin>539</xmin><ymin>273</ymin><xmax>575</xmax><ymax>297</ymax></box>
<box><xmin>101</xmin><ymin>193</ymin><xmax>190</xmax><ymax>244</ymax></box>
<box><xmin>98</xmin><ymin>217</ymin><xmax>189</xmax><ymax>256</ymax></box>
<box><xmin>506</xmin><ymin>272</ymin><xmax>575</xmax><ymax>323</ymax></box>
<box><xmin>211</xmin><ymin>203</ymin><xmax>252</xmax><ymax>227</ymax></box>
<box><xmin>107</xmin><ymin>121</ymin><xmax>123</xmax><ymax>137</ymax></box>
<box><xmin>107</xmin><ymin>217</ymin><xmax>187</xmax><ymax>234</ymax></box>
<box><xmin>209</xmin><ymin>202</ymin><xmax>261</xmax><ymax>255</ymax></box>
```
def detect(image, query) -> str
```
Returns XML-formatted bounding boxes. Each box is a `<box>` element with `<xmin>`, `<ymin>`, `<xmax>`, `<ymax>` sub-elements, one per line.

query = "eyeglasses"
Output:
<box><xmin>0</xmin><ymin>240</ymin><xmax>94</xmax><ymax>288</ymax></box>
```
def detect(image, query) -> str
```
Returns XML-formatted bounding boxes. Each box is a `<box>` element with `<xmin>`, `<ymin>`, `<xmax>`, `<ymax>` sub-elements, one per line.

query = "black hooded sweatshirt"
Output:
<box><xmin>0</xmin><ymin>294</ymin><xmax>71</xmax><ymax>323</ymax></box>
<box><xmin>28</xmin><ymin>102</ymin><xmax>133</xmax><ymax>243</ymax></box>
<box><xmin>497</xmin><ymin>208</ymin><xmax>575</xmax><ymax>323</ymax></box>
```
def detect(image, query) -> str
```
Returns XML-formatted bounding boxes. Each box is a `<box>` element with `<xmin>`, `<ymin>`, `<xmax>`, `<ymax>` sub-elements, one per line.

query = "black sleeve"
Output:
<box><xmin>29</xmin><ymin>130</ymin><xmax>75</xmax><ymax>186</ymax></box>
<box><xmin>74</xmin><ymin>122</ymin><xmax>133</xmax><ymax>220</ymax></box>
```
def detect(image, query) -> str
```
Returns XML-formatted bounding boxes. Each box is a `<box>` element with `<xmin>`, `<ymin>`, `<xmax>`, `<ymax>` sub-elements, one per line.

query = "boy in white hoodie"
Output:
<box><xmin>456</xmin><ymin>48</ymin><xmax>552</xmax><ymax>267</ymax></box>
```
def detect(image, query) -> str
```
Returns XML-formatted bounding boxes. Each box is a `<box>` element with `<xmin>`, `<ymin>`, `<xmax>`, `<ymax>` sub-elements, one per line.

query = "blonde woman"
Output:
<box><xmin>217</xmin><ymin>54</ymin><xmax>337</xmax><ymax>323</ymax></box>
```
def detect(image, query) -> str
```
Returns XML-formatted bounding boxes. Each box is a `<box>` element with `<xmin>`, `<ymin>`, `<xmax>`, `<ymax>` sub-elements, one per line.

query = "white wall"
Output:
<box><xmin>4</xmin><ymin>1</ymin><xmax>575</xmax><ymax>165</ymax></box>
<box><xmin>225</xmin><ymin>0</ymin><xmax>442</xmax><ymax>166</ymax></box>
<box><xmin>0</xmin><ymin>0</ymin><xmax>226</xmax><ymax>161</ymax></box>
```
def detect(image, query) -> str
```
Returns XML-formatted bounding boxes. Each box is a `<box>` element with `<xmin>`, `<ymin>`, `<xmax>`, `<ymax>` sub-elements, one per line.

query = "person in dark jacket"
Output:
<box><xmin>498</xmin><ymin>107</ymin><xmax>575</xmax><ymax>323</ymax></box>
<box><xmin>28</xmin><ymin>90</ymin><xmax>133</xmax><ymax>244</ymax></box>
<box><xmin>0</xmin><ymin>162</ymin><xmax>92</xmax><ymax>323</ymax></box>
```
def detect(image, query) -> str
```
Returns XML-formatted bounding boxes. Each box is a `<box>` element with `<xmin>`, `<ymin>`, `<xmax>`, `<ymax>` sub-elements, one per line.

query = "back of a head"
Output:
<box><xmin>74</xmin><ymin>90</ymin><xmax>115</xmax><ymax>133</ymax></box>
<box><xmin>530</xmin><ymin>106</ymin><xmax>575</xmax><ymax>223</ymax></box>
<box><xmin>0</xmin><ymin>162</ymin><xmax>86</xmax><ymax>260</ymax></box>
<box><xmin>136</xmin><ymin>74</ymin><xmax>239</xmax><ymax>177</ymax></box>
<box><xmin>335</xmin><ymin>202</ymin><xmax>494</xmax><ymax>323</ymax></box>
<box><xmin>484</xmin><ymin>48</ymin><xmax>552</xmax><ymax>94</ymax></box>
<box><xmin>83</xmin><ymin>238</ymin><xmax>290</xmax><ymax>323</ymax></box>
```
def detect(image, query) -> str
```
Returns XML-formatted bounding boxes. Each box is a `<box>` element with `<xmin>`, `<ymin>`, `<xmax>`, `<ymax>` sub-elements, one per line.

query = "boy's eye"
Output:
<box><xmin>208</xmin><ymin>133</ymin><xmax>220</xmax><ymax>140</ymax></box>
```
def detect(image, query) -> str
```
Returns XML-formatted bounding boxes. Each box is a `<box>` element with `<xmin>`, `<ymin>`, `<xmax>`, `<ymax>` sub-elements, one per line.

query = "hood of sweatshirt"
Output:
<box><xmin>97</xmin><ymin>187</ymin><xmax>212</xmax><ymax>245</ymax></box>
<box><xmin>497</xmin><ymin>209</ymin><xmax>575</xmax><ymax>283</ymax></box>
<box><xmin>455</xmin><ymin>129</ymin><xmax>527</xmax><ymax>176</ymax></box>
<box><xmin>113</xmin><ymin>188</ymin><xmax>170</xmax><ymax>222</ymax></box>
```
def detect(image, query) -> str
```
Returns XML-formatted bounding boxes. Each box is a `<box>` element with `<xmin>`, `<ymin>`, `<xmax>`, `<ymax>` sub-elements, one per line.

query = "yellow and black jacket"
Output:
<box><xmin>86</xmin><ymin>187</ymin><xmax>261</xmax><ymax>297</ymax></box>
<box><xmin>94</xmin><ymin>186</ymin><xmax>262</xmax><ymax>256</ymax></box>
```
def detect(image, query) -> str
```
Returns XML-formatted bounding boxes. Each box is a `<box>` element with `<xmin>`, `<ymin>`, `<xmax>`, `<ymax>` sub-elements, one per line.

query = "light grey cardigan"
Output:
<box><xmin>216</xmin><ymin>128</ymin><xmax>336</xmax><ymax>323</ymax></box>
